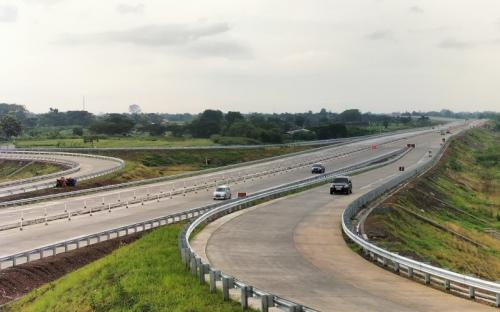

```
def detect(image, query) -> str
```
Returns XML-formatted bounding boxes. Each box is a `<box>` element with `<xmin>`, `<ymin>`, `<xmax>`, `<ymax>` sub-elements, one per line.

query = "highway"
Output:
<box><xmin>0</xmin><ymin>151</ymin><xmax>123</xmax><ymax>198</ymax></box>
<box><xmin>0</xmin><ymin>127</ymin><xmax>445</xmax><ymax>263</ymax></box>
<box><xmin>191</xmin><ymin>124</ymin><xmax>495</xmax><ymax>311</ymax></box>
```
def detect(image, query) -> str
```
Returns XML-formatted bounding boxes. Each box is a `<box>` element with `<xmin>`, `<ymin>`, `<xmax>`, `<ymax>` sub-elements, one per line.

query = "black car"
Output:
<box><xmin>330</xmin><ymin>176</ymin><xmax>352</xmax><ymax>195</ymax></box>
<box><xmin>311</xmin><ymin>163</ymin><xmax>326</xmax><ymax>174</ymax></box>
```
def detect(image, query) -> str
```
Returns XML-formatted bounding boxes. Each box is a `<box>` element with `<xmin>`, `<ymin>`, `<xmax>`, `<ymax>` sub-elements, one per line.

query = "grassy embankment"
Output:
<box><xmin>1</xmin><ymin>146</ymin><xmax>312</xmax><ymax>202</ymax></box>
<box><xmin>5</xmin><ymin>224</ymin><xmax>256</xmax><ymax>312</ymax></box>
<box><xmin>366</xmin><ymin>128</ymin><xmax>500</xmax><ymax>280</ymax></box>
<box><xmin>0</xmin><ymin>160</ymin><xmax>63</xmax><ymax>183</ymax></box>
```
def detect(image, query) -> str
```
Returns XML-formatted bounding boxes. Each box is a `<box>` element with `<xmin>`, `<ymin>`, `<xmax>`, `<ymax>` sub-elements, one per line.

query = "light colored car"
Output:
<box><xmin>213</xmin><ymin>185</ymin><xmax>232</xmax><ymax>200</ymax></box>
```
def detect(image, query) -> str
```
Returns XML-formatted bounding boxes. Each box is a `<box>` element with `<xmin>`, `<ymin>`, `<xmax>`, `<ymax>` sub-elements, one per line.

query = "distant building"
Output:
<box><xmin>286</xmin><ymin>128</ymin><xmax>312</xmax><ymax>135</ymax></box>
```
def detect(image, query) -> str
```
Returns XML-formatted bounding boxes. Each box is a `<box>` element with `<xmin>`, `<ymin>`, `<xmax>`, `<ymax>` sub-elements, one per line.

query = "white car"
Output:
<box><xmin>213</xmin><ymin>185</ymin><xmax>232</xmax><ymax>200</ymax></box>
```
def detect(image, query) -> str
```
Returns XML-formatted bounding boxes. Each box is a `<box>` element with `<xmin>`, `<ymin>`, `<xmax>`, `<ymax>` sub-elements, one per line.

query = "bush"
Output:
<box><xmin>211</xmin><ymin>136</ymin><xmax>261</xmax><ymax>145</ymax></box>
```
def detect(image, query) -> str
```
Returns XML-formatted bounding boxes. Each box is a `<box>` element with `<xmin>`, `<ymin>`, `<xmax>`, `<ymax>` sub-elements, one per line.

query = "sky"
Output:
<box><xmin>0</xmin><ymin>0</ymin><xmax>499</xmax><ymax>114</ymax></box>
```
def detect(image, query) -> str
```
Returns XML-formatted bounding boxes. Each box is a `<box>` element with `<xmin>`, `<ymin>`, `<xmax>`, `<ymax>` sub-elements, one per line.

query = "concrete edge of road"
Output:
<box><xmin>0</xmin><ymin>126</ymin><xmax>429</xmax><ymax>208</ymax></box>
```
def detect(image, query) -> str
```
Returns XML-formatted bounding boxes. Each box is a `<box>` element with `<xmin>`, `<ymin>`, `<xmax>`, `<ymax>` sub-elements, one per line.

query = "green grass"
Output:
<box><xmin>367</xmin><ymin>128</ymin><xmax>500</xmax><ymax>280</ymax></box>
<box><xmin>5</xmin><ymin>224</ymin><xmax>257</xmax><ymax>312</ymax></box>
<box><xmin>14</xmin><ymin>137</ymin><xmax>215</xmax><ymax>148</ymax></box>
<box><xmin>0</xmin><ymin>160</ymin><xmax>63</xmax><ymax>182</ymax></box>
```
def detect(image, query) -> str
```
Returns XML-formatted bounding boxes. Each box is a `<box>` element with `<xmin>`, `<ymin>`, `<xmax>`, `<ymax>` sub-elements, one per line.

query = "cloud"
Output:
<box><xmin>116</xmin><ymin>3</ymin><xmax>144</xmax><ymax>14</ymax></box>
<box><xmin>438</xmin><ymin>37</ymin><xmax>500</xmax><ymax>50</ymax></box>
<box><xmin>438</xmin><ymin>38</ymin><xmax>475</xmax><ymax>50</ymax></box>
<box><xmin>186</xmin><ymin>40</ymin><xmax>252</xmax><ymax>59</ymax></box>
<box><xmin>23</xmin><ymin>0</ymin><xmax>63</xmax><ymax>5</ymax></box>
<box><xmin>409</xmin><ymin>6</ymin><xmax>424</xmax><ymax>14</ymax></box>
<box><xmin>365</xmin><ymin>30</ymin><xmax>395</xmax><ymax>41</ymax></box>
<box><xmin>0</xmin><ymin>5</ymin><xmax>18</xmax><ymax>22</ymax></box>
<box><xmin>57</xmin><ymin>22</ymin><xmax>231</xmax><ymax>46</ymax></box>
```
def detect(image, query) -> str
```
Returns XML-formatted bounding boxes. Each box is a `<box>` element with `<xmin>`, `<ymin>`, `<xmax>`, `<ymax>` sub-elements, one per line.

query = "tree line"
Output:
<box><xmin>0</xmin><ymin>103</ymin><xmax>497</xmax><ymax>143</ymax></box>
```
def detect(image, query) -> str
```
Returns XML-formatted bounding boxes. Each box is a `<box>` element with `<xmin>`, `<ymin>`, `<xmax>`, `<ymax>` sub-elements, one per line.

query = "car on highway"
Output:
<box><xmin>311</xmin><ymin>163</ymin><xmax>326</xmax><ymax>174</ymax></box>
<box><xmin>213</xmin><ymin>185</ymin><xmax>232</xmax><ymax>200</ymax></box>
<box><xmin>330</xmin><ymin>176</ymin><xmax>352</xmax><ymax>195</ymax></box>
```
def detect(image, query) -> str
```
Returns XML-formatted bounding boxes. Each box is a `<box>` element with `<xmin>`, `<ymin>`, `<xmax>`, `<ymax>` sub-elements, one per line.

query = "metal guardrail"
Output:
<box><xmin>342</xmin><ymin>138</ymin><xmax>500</xmax><ymax>307</ymax></box>
<box><xmin>0</xmin><ymin>128</ymin><xmax>433</xmax><ymax>208</ymax></box>
<box><xmin>0</xmin><ymin>150</ymin><xmax>125</xmax><ymax>197</ymax></box>
<box><xmin>178</xmin><ymin>148</ymin><xmax>411</xmax><ymax>312</ymax></box>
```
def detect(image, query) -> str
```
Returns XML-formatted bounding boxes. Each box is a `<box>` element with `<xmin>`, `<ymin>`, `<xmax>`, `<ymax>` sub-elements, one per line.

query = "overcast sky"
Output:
<box><xmin>0</xmin><ymin>0</ymin><xmax>499</xmax><ymax>114</ymax></box>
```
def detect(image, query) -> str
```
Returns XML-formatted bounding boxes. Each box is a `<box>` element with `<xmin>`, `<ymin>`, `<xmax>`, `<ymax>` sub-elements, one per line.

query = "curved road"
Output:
<box><xmin>192</xmin><ymin>125</ymin><xmax>495</xmax><ymax>311</ymax></box>
<box><xmin>0</xmin><ymin>152</ymin><xmax>123</xmax><ymax>198</ymax></box>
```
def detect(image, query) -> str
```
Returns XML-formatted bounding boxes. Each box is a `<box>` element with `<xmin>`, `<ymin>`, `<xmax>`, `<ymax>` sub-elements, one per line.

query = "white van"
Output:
<box><xmin>213</xmin><ymin>185</ymin><xmax>232</xmax><ymax>200</ymax></box>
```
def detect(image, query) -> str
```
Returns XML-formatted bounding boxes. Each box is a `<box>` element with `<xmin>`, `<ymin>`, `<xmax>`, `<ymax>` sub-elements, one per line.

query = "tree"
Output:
<box><xmin>89</xmin><ymin>114</ymin><xmax>135</xmax><ymax>135</ymax></box>
<box><xmin>140</xmin><ymin>123</ymin><xmax>167</xmax><ymax>136</ymax></box>
<box><xmin>225</xmin><ymin>111</ymin><xmax>244</xmax><ymax>126</ymax></box>
<box><xmin>129</xmin><ymin>104</ymin><xmax>142</xmax><ymax>115</ymax></box>
<box><xmin>190</xmin><ymin>109</ymin><xmax>224</xmax><ymax>138</ymax></box>
<box><xmin>339</xmin><ymin>109</ymin><xmax>362</xmax><ymax>123</ymax></box>
<box><xmin>0</xmin><ymin>115</ymin><xmax>22</xmax><ymax>138</ymax></box>
<box><xmin>73</xmin><ymin>127</ymin><xmax>84</xmax><ymax>136</ymax></box>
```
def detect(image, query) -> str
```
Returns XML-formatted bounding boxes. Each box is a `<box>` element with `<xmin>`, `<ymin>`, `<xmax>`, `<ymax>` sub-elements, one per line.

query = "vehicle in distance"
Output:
<box><xmin>330</xmin><ymin>176</ymin><xmax>352</xmax><ymax>195</ymax></box>
<box><xmin>311</xmin><ymin>163</ymin><xmax>326</xmax><ymax>174</ymax></box>
<box><xmin>213</xmin><ymin>185</ymin><xmax>232</xmax><ymax>200</ymax></box>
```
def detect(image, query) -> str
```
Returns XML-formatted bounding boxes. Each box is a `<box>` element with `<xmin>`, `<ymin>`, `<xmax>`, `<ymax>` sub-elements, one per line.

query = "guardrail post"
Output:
<box><xmin>496</xmin><ymin>293</ymin><xmax>500</xmax><ymax>308</ymax></box>
<box><xmin>407</xmin><ymin>267</ymin><xmax>414</xmax><ymax>278</ymax></box>
<box><xmin>240</xmin><ymin>286</ymin><xmax>249</xmax><ymax>309</ymax></box>
<box><xmin>190</xmin><ymin>257</ymin><xmax>197</xmax><ymax>276</ymax></box>
<box><xmin>289</xmin><ymin>305</ymin><xmax>303</xmax><ymax>312</ymax></box>
<box><xmin>222</xmin><ymin>276</ymin><xmax>233</xmax><ymax>301</ymax></box>
<box><xmin>195</xmin><ymin>257</ymin><xmax>202</xmax><ymax>279</ymax></box>
<box><xmin>393</xmin><ymin>262</ymin><xmax>400</xmax><ymax>273</ymax></box>
<box><xmin>261</xmin><ymin>295</ymin><xmax>273</xmax><ymax>312</ymax></box>
<box><xmin>468</xmin><ymin>286</ymin><xmax>475</xmax><ymax>299</ymax></box>
<box><xmin>180</xmin><ymin>248</ymin><xmax>186</xmax><ymax>265</ymax></box>
<box><xmin>444</xmin><ymin>280</ymin><xmax>450</xmax><ymax>291</ymax></box>
<box><xmin>209</xmin><ymin>270</ymin><xmax>217</xmax><ymax>293</ymax></box>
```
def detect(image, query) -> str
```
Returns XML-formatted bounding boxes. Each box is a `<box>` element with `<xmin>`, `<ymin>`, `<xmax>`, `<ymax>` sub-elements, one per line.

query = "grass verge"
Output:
<box><xmin>4</xmin><ymin>223</ymin><xmax>257</xmax><ymax>312</ymax></box>
<box><xmin>365</xmin><ymin>128</ymin><xmax>500</xmax><ymax>280</ymax></box>
<box><xmin>0</xmin><ymin>160</ymin><xmax>63</xmax><ymax>183</ymax></box>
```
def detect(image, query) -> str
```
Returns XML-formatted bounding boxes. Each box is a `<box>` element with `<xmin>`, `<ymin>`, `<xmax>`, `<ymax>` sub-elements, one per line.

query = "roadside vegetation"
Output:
<box><xmin>1</xmin><ymin>103</ymin><xmax>455</xmax><ymax>148</ymax></box>
<box><xmin>0</xmin><ymin>160</ymin><xmax>63</xmax><ymax>183</ymax></box>
<box><xmin>365</xmin><ymin>128</ymin><xmax>500</xmax><ymax>280</ymax></box>
<box><xmin>5</xmin><ymin>224</ymin><xmax>256</xmax><ymax>312</ymax></box>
